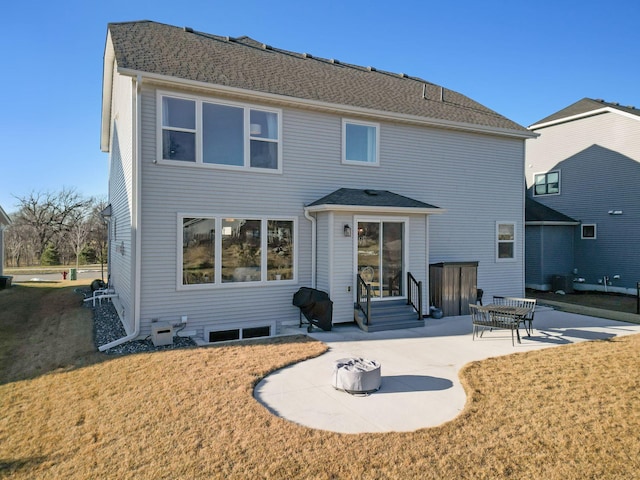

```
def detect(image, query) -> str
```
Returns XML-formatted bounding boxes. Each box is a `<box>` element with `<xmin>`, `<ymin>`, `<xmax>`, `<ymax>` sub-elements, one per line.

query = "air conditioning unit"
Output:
<box><xmin>151</xmin><ymin>323</ymin><xmax>174</xmax><ymax>347</ymax></box>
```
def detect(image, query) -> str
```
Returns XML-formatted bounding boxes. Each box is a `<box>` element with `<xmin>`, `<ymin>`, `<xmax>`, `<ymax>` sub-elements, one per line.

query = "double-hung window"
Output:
<box><xmin>160</xmin><ymin>92</ymin><xmax>282</xmax><ymax>171</ymax></box>
<box><xmin>534</xmin><ymin>171</ymin><xmax>560</xmax><ymax>196</ymax></box>
<box><xmin>180</xmin><ymin>215</ymin><xmax>295</xmax><ymax>287</ymax></box>
<box><xmin>342</xmin><ymin>119</ymin><xmax>379</xmax><ymax>165</ymax></box>
<box><xmin>496</xmin><ymin>222</ymin><xmax>516</xmax><ymax>261</ymax></box>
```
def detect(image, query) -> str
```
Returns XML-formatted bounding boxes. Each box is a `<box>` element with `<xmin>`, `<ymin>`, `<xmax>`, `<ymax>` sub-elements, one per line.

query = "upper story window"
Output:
<box><xmin>159</xmin><ymin>92</ymin><xmax>282</xmax><ymax>172</ymax></box>
<box><xmin>534</xmin><ymin>170</ymin><xmax>560</xmax><ymax>196</ymax></box>
<box><xmin>496</xmin><ymin>222</ymin><xmax>516</xmax><ymax>261</ymax></box>
<box><xmin>342</xmin><ymin>119</ymin><xmax>379</xmax><ymax>165</ymax></box>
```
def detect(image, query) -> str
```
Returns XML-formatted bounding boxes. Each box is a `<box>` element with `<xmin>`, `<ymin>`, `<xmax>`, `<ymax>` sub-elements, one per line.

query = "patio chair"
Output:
<box><xmin>492</xmin><ymin>296</ymin><xmax>537</xmax><ymax>335</ymax></box>
<box><xmin>470</xmin><ymin>303</ymin><xmax>520</xmax><ymax>346</ymax></box>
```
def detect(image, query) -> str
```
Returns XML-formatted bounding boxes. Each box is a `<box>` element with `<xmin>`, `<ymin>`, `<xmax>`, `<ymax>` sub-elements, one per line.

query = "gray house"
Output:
<box><xmin>525</xmin><ymin>98</ymin><xmax>640</xmax><ymax>294</ymax></box>
<box><xmin>100</xmin><ymin>21</ymin><xmax>534</xmax><ymax>349</ymax></box>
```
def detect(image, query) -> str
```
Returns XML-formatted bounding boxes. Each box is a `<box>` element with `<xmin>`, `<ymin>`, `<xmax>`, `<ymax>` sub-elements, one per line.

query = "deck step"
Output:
<box><xmin>354</xmin><ymin>300</ymin><xmax>423</xmax><ymax>332</ymax></box>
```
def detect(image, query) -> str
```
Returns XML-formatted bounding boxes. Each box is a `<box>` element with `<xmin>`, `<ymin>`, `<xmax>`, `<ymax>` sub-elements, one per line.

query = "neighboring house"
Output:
<box><xmin>525</xmin><ymin>98</ymin><xmax>640</xmax><ymax>294</ymax></box>
<box><xmin>100</xmin><ymin>20</ymin><xmax>534</xmax><ymax>349</ymax></box>
<box><xmin>0</xmin><ymin>205</ymin><xmax>11</xmax><ymax>279</ymax></box>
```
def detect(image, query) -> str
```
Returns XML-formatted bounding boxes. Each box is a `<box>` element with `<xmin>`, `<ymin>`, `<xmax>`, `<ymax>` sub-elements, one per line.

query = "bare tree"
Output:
<box><xmin>13</xmin><ymin>188</ymin><xmax>92</xmax><ymax>261</ymax></box>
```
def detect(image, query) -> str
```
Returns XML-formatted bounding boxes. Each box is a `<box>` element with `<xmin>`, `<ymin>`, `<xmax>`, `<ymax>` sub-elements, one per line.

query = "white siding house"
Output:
<box><xmin>99</xmin><ymin>21</ymin><xmax>535</xmax><ymax>349</ymax></box>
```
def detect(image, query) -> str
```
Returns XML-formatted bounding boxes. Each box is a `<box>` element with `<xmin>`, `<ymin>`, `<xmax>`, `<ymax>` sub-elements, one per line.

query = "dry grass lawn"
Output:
<box><xmin>1</xmin><ymin>284</ymin><xmax>640</xmax><ymax>479</ymax></box>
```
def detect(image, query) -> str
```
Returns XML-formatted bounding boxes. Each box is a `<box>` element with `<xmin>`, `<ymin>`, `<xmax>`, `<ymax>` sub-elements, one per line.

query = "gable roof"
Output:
<box><xmin>305</xmin><ymin>188</ymin><xmax>442</xmax><ymax>214</ymax></box>
<box><xmin>525</xmin><ymin>197</ymin><xmax>578</xmax><ymax>225</ymax></box>
<box><xmin>530</xmin><ymin>98</ymin><xmax>640</xmax><ymax>129</ymax></box>
<box><xmin>103</xmin><ymin>20</ymin><xmax>531</xmax><ymax>151</ymax></box>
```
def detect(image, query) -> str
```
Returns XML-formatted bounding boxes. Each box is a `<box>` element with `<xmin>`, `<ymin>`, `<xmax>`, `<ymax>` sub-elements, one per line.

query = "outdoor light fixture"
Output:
<box><xmin>608</xmin><ymin>210</ymin><xmax>623</xmax><ymax>215</ymax></box>
<box><xmin>343</xmin><ymin>224</ymin><xmax>352</xmax><ymax>237</ymax></box>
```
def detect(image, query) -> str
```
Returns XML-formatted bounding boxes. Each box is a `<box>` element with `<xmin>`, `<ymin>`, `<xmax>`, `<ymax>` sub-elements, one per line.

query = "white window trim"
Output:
<box><xmin>157</xmin><ymin>91</ymin><xmax>283</xmax><ymax>173</ymax></box>
<box><xmin>496</xmin><ymin>221</ymin><xmax>517</xmax><ymax>262</ymax></box>
<box><xmin>533</xmin><ymin>170</ymin><xmax>561</xmax><ymax>196</ymax></box>
<box><xmin>177</xmin><ymin>214</ymin><xmax>297</xmax><ymax>290</ymax></box>
<box><xmin>581</xmin><ymin>223</ymin><xmax>597</xmax><ymax>240</ymax></box>
<box><xmin>352</xmin><ymin>215</ymin><xmax>410</xmax><ymax>300</ymax></box>
<box><xmin>342</xmin><ymin>119</ymin><xmax>380</xmax><ymax>166</ymax></box>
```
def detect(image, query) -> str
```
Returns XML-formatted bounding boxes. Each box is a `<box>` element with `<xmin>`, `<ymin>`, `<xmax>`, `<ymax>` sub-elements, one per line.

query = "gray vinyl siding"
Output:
<box><xmin>133</xmin><ymin>84</ymin><xmax>526</xmax><ymax>337</ymax></box>
<box><xmin>107</xmin><ymin>70</ymin><xmax>134</xmax><ymax>333</ymax></box>
<box><xmin>525</xmin><ymin>225</ymin><xmax>575</xmax><ymax>290</ymax></box>
<box><xmin>526</xmin><ymin>112</ymin><xmax>640</xmax><ymax>291</ymax></box>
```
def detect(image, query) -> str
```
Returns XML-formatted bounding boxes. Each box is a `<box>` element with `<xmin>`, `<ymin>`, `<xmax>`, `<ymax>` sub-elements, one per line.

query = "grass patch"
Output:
<box><xmin>1</xmin><ymin>284</ymin><xmax>640</xmax><ymax>478</ymax></box>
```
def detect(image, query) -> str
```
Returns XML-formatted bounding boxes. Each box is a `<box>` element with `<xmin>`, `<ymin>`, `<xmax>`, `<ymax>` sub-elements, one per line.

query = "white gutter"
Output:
<box><xmin>99</xmin><ymin>74</ymin><xmax>143</xmax><ymax>351</ymax></box>
<box><xmin>116</xmin><ymin>67</ymin><xmax>537</xmax><ymax>140</ymax></box>
<box><xmin>303</xmin><ymin>208</ymin><xmax>317</xmax><ymax>289</ymax></box>
<box><xmin>305</xmin><ymin>205</ymin><xmax>445</xmax><ymax>215</ymax></box>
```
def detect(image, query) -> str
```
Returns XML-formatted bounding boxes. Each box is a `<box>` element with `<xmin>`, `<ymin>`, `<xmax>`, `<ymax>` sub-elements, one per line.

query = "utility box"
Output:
<box><xmin>151</xmin><ymin>323</ymin><xmax>174</xmax><ymax>347</ymax></box>
<box><xmin>429</xmin><ymin>261</ymin><xmax>479</xmax><ymax>317</ymax></box>
<box><xmin>551</xmin><ymin>275</ymin><xmax>574</xmax><ymax>293</ymax></box>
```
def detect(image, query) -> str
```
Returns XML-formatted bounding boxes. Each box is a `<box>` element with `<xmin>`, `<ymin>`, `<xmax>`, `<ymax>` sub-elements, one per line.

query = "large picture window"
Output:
<box><xmin>179</xmin><ymin>216</ymin><xmax>294</xmax><ymax>287</ymax></box>
<box><xmin>159</xmin><ymin>92</ymin><xmax>282</xmax><ymax>171</ymax></box>
<box><xmin>342</xmin><ymin>119</ymin><xmax>379</xmax><ymax>165</ymax></box>
<box><xmin>496</xmin><ymin>222</ymin><xmax>516</xmax><ymax>261</ymax></box>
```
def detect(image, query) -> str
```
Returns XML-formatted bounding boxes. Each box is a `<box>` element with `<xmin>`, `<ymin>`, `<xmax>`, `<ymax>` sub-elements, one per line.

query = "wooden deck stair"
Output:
<box><xmin>353</xmin><ymin>299</ymin><xmax>424</xmax><ymax>332</ymax></box>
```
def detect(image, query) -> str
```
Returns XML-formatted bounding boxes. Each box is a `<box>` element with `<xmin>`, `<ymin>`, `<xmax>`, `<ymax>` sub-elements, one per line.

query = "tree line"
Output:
<box><xmin>4</xmin><ymin>188</ymin><xmax>108</xmax><ymax>269</ymax></box>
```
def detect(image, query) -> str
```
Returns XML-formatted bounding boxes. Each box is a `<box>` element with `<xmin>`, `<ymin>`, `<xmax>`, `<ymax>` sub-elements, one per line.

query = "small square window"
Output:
<box><xmin>534</xmin><ymin>171</ymin><xmax>560</xmax><ymax>196</ymax></box>
<box><xmin>581</xmin><ymin>224</ymin><xmax>596</xmax><ymax>239</ymax></box>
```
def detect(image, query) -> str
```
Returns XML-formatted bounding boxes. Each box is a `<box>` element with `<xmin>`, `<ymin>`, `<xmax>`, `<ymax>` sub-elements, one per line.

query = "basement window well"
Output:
<box><xmin>204</xmin><ymin>322</ymin><xmax>274</xmax><ymax>343</ymax></box>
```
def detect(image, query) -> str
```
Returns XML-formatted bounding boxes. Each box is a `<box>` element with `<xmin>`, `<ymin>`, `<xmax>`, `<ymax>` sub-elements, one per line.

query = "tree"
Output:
<box><xmin>13</xmin><ymin>188</ymin><xmax>92</xmax><ymax>261</ymax></box>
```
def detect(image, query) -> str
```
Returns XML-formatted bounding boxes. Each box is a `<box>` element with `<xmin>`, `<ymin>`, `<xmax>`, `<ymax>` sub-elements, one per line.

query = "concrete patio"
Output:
<box><xmin>254</xmin><ymin>305</ymin><xmax>640</xmax><ymax>434</ymax></box>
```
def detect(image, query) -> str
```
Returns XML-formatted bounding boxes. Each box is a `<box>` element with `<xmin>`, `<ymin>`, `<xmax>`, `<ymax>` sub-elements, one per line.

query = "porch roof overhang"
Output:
<box><xmin>304</xmin><ymin>188</ymin><xmax>444</xmax><ymax>215</ymax></box>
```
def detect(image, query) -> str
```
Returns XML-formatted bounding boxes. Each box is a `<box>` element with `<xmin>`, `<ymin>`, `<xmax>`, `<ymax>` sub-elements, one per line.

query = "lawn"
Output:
<box><xmin>1</xmin><ymin>283</ymin><xmax>640</xmax><ymax>479</ymax></box>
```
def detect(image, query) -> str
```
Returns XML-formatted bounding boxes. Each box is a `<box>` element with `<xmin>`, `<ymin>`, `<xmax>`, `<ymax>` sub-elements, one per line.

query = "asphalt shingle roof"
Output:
<box><xmin>307</xmin><ymin>188</ymin><xmax>439</xmax><ymax>210</ymax></box>
<box><xmin>531</xmin><ymin>97</ymin><xmax>640</xmax><ymax>127</ymax></box>
<box><xmin>107</xmin><ymin>21</ymin><xmax>527</xmax><ymax>133</ymax></box>
<box><xmin>525</xmin><ymin>197</ymin><xmax>578</xmax><ymax>223</ymax></box>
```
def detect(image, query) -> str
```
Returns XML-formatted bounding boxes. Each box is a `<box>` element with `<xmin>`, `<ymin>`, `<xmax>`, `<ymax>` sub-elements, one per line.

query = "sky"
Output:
<box><xmin>1</xmin><ymin>0</ymin><xmax>638</xmax><ymax>214</ymax></box>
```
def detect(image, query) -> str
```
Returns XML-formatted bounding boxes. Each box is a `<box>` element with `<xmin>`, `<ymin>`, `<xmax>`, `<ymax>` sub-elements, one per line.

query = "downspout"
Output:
<box><xmin>99</xmin><ymin>74</ymin><xmax>143</xmax><ymax>351</ymax></box>
<box><xmin>303</xmin><ymin>207</ymin><xmax>316</xmax><ymax>289</ymax></box>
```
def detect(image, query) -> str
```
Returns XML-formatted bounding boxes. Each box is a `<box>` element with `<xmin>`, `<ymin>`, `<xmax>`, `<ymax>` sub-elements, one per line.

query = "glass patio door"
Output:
<box><xmin>357</xmin><ymin>220</ymin><xmax>404</xmax><ymax>299</ymax></box>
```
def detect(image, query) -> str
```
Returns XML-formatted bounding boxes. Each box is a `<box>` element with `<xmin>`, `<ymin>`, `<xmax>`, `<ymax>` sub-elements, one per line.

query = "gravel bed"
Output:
<box><xmin>87</xmin><ymin>295</ymin><xmax>196</xmax><ymax>355</ymax></box>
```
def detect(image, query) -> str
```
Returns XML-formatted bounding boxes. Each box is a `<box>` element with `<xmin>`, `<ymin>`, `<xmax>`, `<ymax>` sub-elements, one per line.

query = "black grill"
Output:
<box><xmin>292</xmin><ymin>287</ymin><xmax>333</xmax><ymax>332</ymax></box>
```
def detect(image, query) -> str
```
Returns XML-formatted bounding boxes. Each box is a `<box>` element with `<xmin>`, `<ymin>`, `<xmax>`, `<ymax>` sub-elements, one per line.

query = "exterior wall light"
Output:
<box><xmin>343</xmin><ymin>224</ymin><xmax>352</xmax><ymax>237</ymax></box>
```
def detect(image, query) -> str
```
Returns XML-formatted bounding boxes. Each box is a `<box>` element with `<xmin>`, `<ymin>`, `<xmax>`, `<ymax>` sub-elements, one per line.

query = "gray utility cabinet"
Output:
<box><xmin>429</xmin><ymin>262</ymin><xmax>478</xmax><ymax>316</ymax></box>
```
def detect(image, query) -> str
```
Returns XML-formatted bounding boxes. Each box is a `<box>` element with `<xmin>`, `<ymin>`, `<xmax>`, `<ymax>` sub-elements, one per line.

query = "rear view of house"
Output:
<box><xmin>100</xmin><ymin>20</ymin><xmax>534</xmax><ymax>349</ymax></box>
<box><xmin>525</xmin><ymin>98</ymin><xmax>640</xmax><ymax>294</ymax></box>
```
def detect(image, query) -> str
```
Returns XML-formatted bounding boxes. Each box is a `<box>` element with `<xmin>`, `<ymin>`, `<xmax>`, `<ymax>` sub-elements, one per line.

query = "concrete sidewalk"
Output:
<box><xmin>254</xmin><ymin>307</ymin><xmax>640</xmax><ymax>433</ymax></box>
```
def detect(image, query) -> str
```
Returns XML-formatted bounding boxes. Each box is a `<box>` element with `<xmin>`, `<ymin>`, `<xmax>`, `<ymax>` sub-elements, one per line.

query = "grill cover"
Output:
<box><xmin>292</xmin><ymin>287</ymin><xmax>333</xmax><ymax>331</ymax></box>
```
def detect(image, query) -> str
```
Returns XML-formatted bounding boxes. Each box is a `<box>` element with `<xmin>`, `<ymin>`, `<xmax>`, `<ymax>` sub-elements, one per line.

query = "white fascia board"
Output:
<box><xmin>0</xmin><ymin>205</ymin><xmax>11</xmax><ymax>226</ymax></box>
<box><xmin>305</xmin><ymin>204</ymin><xmax>445</xmax><ymax>215</ymax></box>
<box><xmin>525</xmin><ymin>221</ymin><xmax>580</xmax><ymax>226</ymax></box>
<box><xmin>529</xmin><ymin>107</ymin><xmax>640</xmax><ymax>130</ymax></box>
<box><xmin>101</xmin><ymin>32</ymin><xmax>116</xmax><ymax>153</ymax></box>
<box><xmin>116</xmin><ymin>67</ymin><xmax>536</xmax><ymax>140</ymax></box>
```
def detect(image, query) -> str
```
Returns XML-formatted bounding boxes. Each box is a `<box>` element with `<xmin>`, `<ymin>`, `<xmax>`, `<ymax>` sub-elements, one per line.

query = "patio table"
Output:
<box><xmin>482</xmin><ymin>304</ymin><xmax>534</xmax><ymax>343</ymax></box>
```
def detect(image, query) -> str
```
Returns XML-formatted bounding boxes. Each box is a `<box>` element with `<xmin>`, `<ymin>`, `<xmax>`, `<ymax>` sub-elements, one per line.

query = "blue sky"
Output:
<box><xmin>1</xmin><ymin>0</ymin><xmax>638</xmax><ymax>213</ymax></box>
